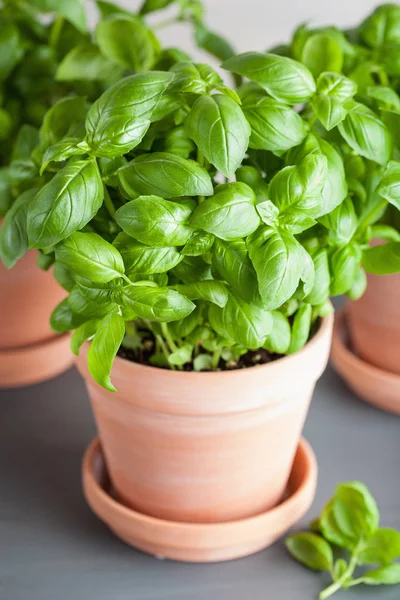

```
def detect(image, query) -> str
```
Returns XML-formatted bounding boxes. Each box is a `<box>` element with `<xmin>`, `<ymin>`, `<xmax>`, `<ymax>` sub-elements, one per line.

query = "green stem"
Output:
<box><xmin>319</xmin><ymin>553</ymin><xmax>359</xmax><ymax>600</ymax></box>
<box><xmin>144</xmin><ymin>320</ymin><xmax>176</xmax><ymax>370</ymax></box>
<box><xmin>104</xmin><ymin>189</ymin><xmax>116</xmax><ymax>218</ymax></box>
<box><xmin>49</xmin><ymin>15</ymin><xmax>64</xmax><ymax>50</ymax></box>
<box><xmin>358</xmin><ymin>198</ymin><xmax>388</xmax><ymax>232</ymax></box>
<box><xmin>161</xmin><ymin>322</ymin><xmax>178</xmax><ymax>353</ymax></box>
<box><xmin>212</xmin><ymin>347</ymin><xmax>222</xmax><ymax>369</ymax></box>
<box><xmin>154</xmin><ymin>16</ymin><xmax>179</xmax><ymax>30</ymax></box>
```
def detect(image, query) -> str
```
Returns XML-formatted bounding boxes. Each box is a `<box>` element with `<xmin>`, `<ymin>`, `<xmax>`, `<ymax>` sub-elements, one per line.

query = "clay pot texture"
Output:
<box><xmin>0</xmin><ymin>250</ymin><xmax>66</xmax><ymax>350</ymax></box>
<box><xmin>347</xmin><ymin>271</ymin><xmax>400</xmax><ymax>376</ymax></box>
<box><xmin>76</xmin><ymin>313</ymin><xmax>333</xmax><ymax>524</ymax></box>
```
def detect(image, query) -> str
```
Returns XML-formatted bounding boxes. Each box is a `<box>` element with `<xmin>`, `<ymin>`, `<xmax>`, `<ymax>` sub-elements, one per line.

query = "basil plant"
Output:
<box><xmin>0</xmin><ymin>0</ymin><xmax>230</xmax><ymax>218</ymax></box>
<box><xmin>1</xmin><ymin>4</ymin><xmax>398</xmax><ymax>391</ymax></box>
<box><xmin>281</xmin><ymin>2</ymin><xmax>400</xmax><ymax>277</ymax></box>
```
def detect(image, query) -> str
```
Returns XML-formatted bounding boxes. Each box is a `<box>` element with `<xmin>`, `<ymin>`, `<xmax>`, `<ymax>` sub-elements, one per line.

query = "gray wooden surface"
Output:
<box><xmin>1</xmin><ymin>362</ymin><xmax>399</xmax><ymax>600</ymax></box>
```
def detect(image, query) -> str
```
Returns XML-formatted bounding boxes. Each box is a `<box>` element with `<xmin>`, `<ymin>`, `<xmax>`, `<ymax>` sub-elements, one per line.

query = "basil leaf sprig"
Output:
<box><xmin>286</xmin><ymin>482</ymin><xmax>400</xmax><ymax>599</ymax></box>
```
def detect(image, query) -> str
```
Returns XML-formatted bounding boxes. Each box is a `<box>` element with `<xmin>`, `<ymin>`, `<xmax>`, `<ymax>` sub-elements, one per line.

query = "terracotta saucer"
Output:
<box><xmin>82</xmin><ymin>436</ymin><xmax>317</xmax><ymax>563</ymax></box>
<box><xmin>0</xmin><ymin>333</ymin><xmax>73</xmax><ymax>388</ymax></box>
<box><xmin>331</xmin><ymin>311</ymin><xmax>400</xmax><ymax>416</ymax></box>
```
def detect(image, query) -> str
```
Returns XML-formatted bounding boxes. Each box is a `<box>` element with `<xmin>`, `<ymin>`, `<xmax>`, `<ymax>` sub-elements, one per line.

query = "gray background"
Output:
<box><xmin>1</xmin><ymin>363</ymin><xmax>399</xmax><ymax>599</ymax></box>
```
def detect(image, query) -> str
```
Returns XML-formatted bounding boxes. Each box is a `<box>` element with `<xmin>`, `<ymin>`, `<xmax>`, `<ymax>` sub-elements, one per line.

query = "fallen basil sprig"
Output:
<box><xmin>286</xmin><ymin>482</ymin><xmax>400</xmax><ymax>599</ymax></box>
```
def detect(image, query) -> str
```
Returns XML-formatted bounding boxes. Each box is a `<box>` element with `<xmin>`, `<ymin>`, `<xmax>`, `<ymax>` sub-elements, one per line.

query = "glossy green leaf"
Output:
<box><xmin>286</xmin><ymin>532</ymin><xmax>333</xmax><ymax>571</ymax></box>
<box><xmin>319</xmin><ymin>197</ymin><xmax>358</xmax><ymax>244</ymax></box>
<box><xmin>288</xmin><ymin>303</ymin><xmax>312</xmax><ymax>354</ymax></box>
<box><xmin>330</xmin><ymin>245</ymin><xmax>362</xmax><ymax>295</ymax></box>
<box><xmin>50</xmin><ymin>298</ymin><xmax>85</xmax><ymax>333</ymax></box>
<box><xmin>115</xmin><ymin>195</ymin><xmax>193</xmax><ymax>247</ymax></box>
<box><xmin>363</xmin><ymin>242</ymin><xmax>400</xmax><ymax>274</ymax></box>
<box><xmin>114</xmin><ymin>232</ymin><xmax>182</xmax><ymax>275</ymax></box>
<box><xmin>68</xmin><ymin>277</ymin><xmax>115</xmax><ymax>318</ymax></box>
<box><xmin>185</xmin><ymin>94</ymin><xmax>250</xmax><ymax>178</ymax></box>
<box><xmin>247</xmin><ymin>228</ymin><xmax>304</xmax><ymax>310</ymax></box>
<box><xmin>56</xmin><ymin>43</ymin><xmax>118</xmax><ymax>82</ymax></box>
<box><xmin>360</xmin><ymin>563</ymin><xmax>400</xmax><ymax>586</ymax></box>
<box><xmin>71</xmin><ymin>319</ymin><xmax>102</xmax><ymax>356</ymax></box>
<box><xmin>301</xmin><ymin>33</ymin><xmax>343</xmax><ymax>77</ymax></box>
<box><xmin>96</xmin><ymin>15</ymin><xmax>158</xmax><ymax>72</ymax></box>
<box><xmin>181</xmin><ymin>231</ymin><xmax>214</xmax><ymax>256</ymax></box>
<box><xmin>39</xmin><ymin>96</ymin><xmax>86</xmax><ymax>150</ymax></box>
<box><xmin>242</xmin><ymin>94</ymin><xmax>308</xmax><ymax>152</ymax></box>
<box><xmin>209</xmin><ymin>293</ymin><xmax>272</xmax><ymax>349</ymax></box>
<box><xmin>55</xmin><ymin>232</ymin><xmax>124</xmax><ymax>283</ymax></box>
<box><xmin>0</xmin><ymin>188</ymin><xmax>37</xmax><ymax>268</ymax></box>
<box><xmin>85</xmin><ymin>72</ymin><xmax>173</xmax><ymax>157</ymax></box>
<box><xmin>169</xmin><ymin>62</ymin><xmax>208</xmax><ymax>95</ymax></box>
<box><xmin>338</xmin><ymin>101</ymin><xmax>392</xmax><ymax>166</ymax></box>
<box><xmin>118</xmin><ymin>152</ymin><xmax>213</xmax><ymax>198</ymax></box>
<box><xmin>190</xmin><ymin>182</ymin><xmax>260</xmax><ymax>241</ymax></box>
<box><xmin>28</xmin><ymin>160</ymin><xmax>104</xmax><ymax>248</ymax></box>
<box><xmin>30</xmin><ymin>0</ymin><xmax>87</xmax><ymax>32</ymax></box>
<box><xmin>173</xmin><ymin>281</ymin><xmax>228</xmax><ymax>307</ymax></box>
<box><xmin>40</xmin><ymin>139</ymin><xmax>85</xmax><ymax>174</ymax></box>
<box><xmin>88</xmin><ymin>309</ymin><xmax>125</xmax><ymax>392</ymax></box>
<box><xmin>312</xmin><ymin>95</ymin><xmax>347</xmax><ymax>131</ymax></box>
<box><xmin>359</xmin><ymin>529</ymin><xmax>400</xmax><ymax>566</ymax></box>
<box><xmin>304</xmin><ymin>249</ymin><xmax>330</xmax><ymax>306</ymax></box>
<box><xmin>359</xmin><ymin>4</ymin><xmax>400</xmax><ymax>48</ymax></box>
<box><xmin>213</xmin><ymin>238</ymin><xmax>259</xmax><ymax>304</ymax></box>
<box><xmin>120</xmin><ymin>285</ymin><xmax>195</xmax><ymax>322</ymax></box>
<box><xmin>223</xmin><ymin>52</ymin><xmax>316</xmax><ymax>104</ymax></box>
<box><xmin>377</xmin><ymin>161</ymin><xmax>400</xmax><ymax>210</ymax></box>
<box><xmin>316</xmin><ymin>72</ymin><xmax>357</xmax><ymax>101</ymax></box>
<box><xmin>194</xmin><ymin>23</ymin><xmax>236</xmax><ymax>62</ymax></box>
<box><xmin>263</xmin><ymin>311</ymin><xmax>291</xmax><ymax>354</ymax></box>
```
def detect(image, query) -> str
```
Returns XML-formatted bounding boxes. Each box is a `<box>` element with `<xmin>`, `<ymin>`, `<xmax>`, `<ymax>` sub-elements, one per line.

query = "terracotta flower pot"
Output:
<box><xmin>0</xmin><ymin>250</ymin><xmax>73</xmax><ymax>387</ymax></box>
<box><xmin>346</xmin><ymin>271</ymin><xmax>400</xmax><ymax>376</ymax></box>
<box><xmin>76</xmin><ymin>313</ymin><xmax>332</xmax><ymax>527</ymax></box>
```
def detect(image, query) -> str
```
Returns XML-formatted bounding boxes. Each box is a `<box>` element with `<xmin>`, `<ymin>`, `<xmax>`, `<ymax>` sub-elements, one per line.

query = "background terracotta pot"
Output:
<box><xmin>76</xmin><ymin>313</ymin><xmax>333</xmax><ymax>525</ymax></box>
<box><xmin>347</xmin><ymin>271</ymin><xmax>400</xmax><ymax>376</ymax></box>
<box><xmin>0</xmin><ymin>250</ymin><xmax>73</xmax><ymax>387</ymax></box>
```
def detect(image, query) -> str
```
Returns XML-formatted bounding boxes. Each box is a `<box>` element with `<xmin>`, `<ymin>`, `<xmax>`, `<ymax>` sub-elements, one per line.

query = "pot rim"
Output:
<box><xmin>99</xmin><ymin>310</ymin><xmax>334</xmax><ymax>379</ymax></box>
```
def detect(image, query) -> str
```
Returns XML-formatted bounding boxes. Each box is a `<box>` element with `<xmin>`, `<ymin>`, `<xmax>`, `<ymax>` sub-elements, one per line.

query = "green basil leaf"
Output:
<box><xmin>172</xmin><ymin>255</ymin><xmax>212</xmax><ymax>283</ymax></box>
<box><xmin>40</xmin><ymin>139</ymin><xmax>85</xmax><ymax>175</ymax></box>
<box><xmin>0</xmin><ymin>188</ymin><xmax>37</xmax><ymax>268</ymax></box>
<box><xmin>50</xmin><ymin>298</ymin><xmax>85</xmax><ymax>334</ymax></box>
<box><xmin>53</xmin><ymin>262</ymin><xmax>76</xmax><ymax>291</ymax></box>
<box><xmin>368</xmin><ymin>86</ymin><xmax>400</xmax><ymax>111</ymax></box>
<box><xmin>286</xmin><ymin>532</ymin><xmax>333</xmax><ymax>571</ymax></box>
<box><xmin>88</xmin><ymin>308</ymin><xmax>125</xmax><ymax>392</ymax></box>
<box><xmin>223</xmin><ymin>52</ymin><xmax>316</xmax><ymax>104</ymax></box>
<box><xmin>68</xmin><ymin>279</ymin><xmax>115</xmax><ymax>318</ymax></box>
<box><xmin>377</xmin><ymin>160</ymin><xmax>400</xmax><ymax>209</ymax></box>
<box><xmin>184</xmin><ymin>94</ymin><xmax>250</xmax><ymax>178</ymax></box>
<box><xmin>194</xmin><ymin>23</ymin><xmax>236</xmax><ymax>62</ymax></box>
<box><xmin>181</xmin><ymin>231</ymin><xmax>214</xmax><ymax>256</ymax></box>
<box><xmin>71</xmin><ymin>319</ymin><xmax>102</xmax><ymax>356</ymax></box>
<box><xmin>193</xmin><ymin>353</ymin><xmax>213</xmax><ymax>371</ymax></box>
<box><xmin>301</xmin><ymin>33</ymin><xmax>343</xmax><ymax>77</ymax></box>
<box><xmin>256</xmin><ymin>201</ymin><xmax>279</xmax><ymax>227</ymax></box>
<box><xmin>30</xmin><ymin>0</ymin><xmax>87</xmax><ymax>32</ymax></box>
<box><xmin>96</xmin><ymin>0</ymin><xmax>133</xmax><ymax>17</ymax></box>
<box><xmin>330</xmin><ymin>245</ymin><xmax>361</xmax><ymax>295</ymax></box>
<box><xmin>304</xmin><ymin>249</ymin><xmax>330</xmax><ymax>306</ymax></box>
<box><xmin>169</xmin><ymin>305</ymin><xmax>202</xmax><ymax>339</ymax></box>
<box><xmin>359</xmin><ymin>4</ymin><xmax>400</xmax><ymax>48</ymax></box>
<box><xmin>0</xmin><ymin>167</ymin><xmax>12</xmax><ymax>216</ymax></box>
<box><xmin>263</xmin><ymin>311</ymin><xmax>291</xmax><ymax>354</ymax></box>
<box><xmin>338</xmin><ymin>101</ymin><xmax>392</xmax><ymax>166</ymax></box>
<box><xmin>169</xmin><ymin>61</ymin><xmax>208</xmax><ymax>95</ymax></box>
<box><xmin>319</xmin><ymin>197</ymin><xmax>357</xmax><ymax>244</ymax></box>
<box><xmin>359</xmin><ymin>529</ymin><xmax>400</xmax><ymax>566</ymax></box>
<box><xmin>360</xmin><ymin>564</ymin><xmax>400</xmax><ymax>586</ymax></box>
<box><xmin>164</xmin><ymin>126</ymin><xmax>195</xmax><ymax>160</ymax></box>
<box><xmin>247</xmin><ymin>228</ymin><xmax>304</xmax><ymax>310</ymax></box>
<box><xmin>363</xmin><ymin>241</ymin><xmax>400</xmax><ymax>274</ymax></box>
<box><xmin>115</xmin><ymin>195</ymin><xmax>193</xmax><ymax>247</ymax></box>
<box><xmin>96</xmin><ymin>15</ymin><xmax>157</xmax><ymax>72</ymax></box>
<box><xmin>377</xmin><ymin>42</ymin><xmax>400</xmax><ymax>76</ymax></box>
<box><xmin>11</xmin><ymin>125</ymin><xmax>39</xmax><ymax>162</ymax></box>
<box><xmin>312</xmin><ymin>95</ymin><xmax>347</xmax><ymax>131</ymax></box>
<box><xmin>173</xmin><ymin>281</ymin><xmax>228</xmax><ymax>307</ymax></box>
<box><xmin>39</xmin><ymin>96</ymin><xmax>87</xmax><ymax>151</ymax></box>
<box><xmin>168</xmin><ymin>344</ymin><xmax>193</xmax><ymax>367</ymax></box>
<box><xmin>270</xmin><ymin>154</ymin><xmax>328</xmax><ymax>231</ymax></box>
<box><xmin>236</xmin><ymin>166</ymin><xmax>269</xmax><ymax>204</ymax></box>
<box><xmin>28</xmin><ymin>159</ymin><xmax>104</xmax><ymax>248</ymax></box>
<box><xmin>288</xmin><ymin>303</ymin><xmax>312</xmax><ymax>354</ymax></box>
<box><xmin>55</xmin><ymin>232</ymin><xmax>124</xmax><ymax>283</ymax></box>
<box><xmin>213</xmin><ymin>238</ymin><xmax>259</xmax><ymax>304</ymax></box>
<box><xmin>316</xmin><ymin>72</ymin><xmax>357</xmax><ymax>101</ymax></box>
<box><xmin>190</xmin><ymin>182</ymin><xmax>260</xmax><ymax>241</ymax></box>
<box><xmin>209</xmin><ymin>293</ymin><xmax>272</xmax><ymax>349</ymax></box>
<box><xmin>114</xmin><ymin>232</ymin><xmax>182</xmax><ymax>275</ymax></box>
<box><xmin>120</xmin><ymin>285</ymin><xmax>195</xmax><ymax>321</ymax></box>
<box><xmin>85</xmin><ymin>72</ymin><xmax>173</xmax><ymax>157</ymax></box>
<box><xmin>0</xmin><ymin>21</ymin><xmax>23</xmax><ymax>81</ymax></box>
<box><xmin>242</xmin><ymin>94</ymin><xmax>308</xmax><ymax>152</ymax></box>
<box><xmin>118</xmin><ymin>152</ymin><xmax>213</xmax><ymax>198</ymax></box>
<box><xmin>139</xmin><ymin>0</ymin><xmax>174</xmax><ymax>14</ymax></box>
<box><xmin>56</xmin><ymin>43</ymin><xmax>119</xmax><ymax>82</ymax></box>
<box><xmin>288</xmin><ymin>134</ymin><xmax>347</xmax><ymax>217</ymax></box>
